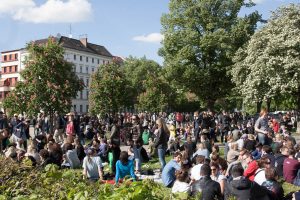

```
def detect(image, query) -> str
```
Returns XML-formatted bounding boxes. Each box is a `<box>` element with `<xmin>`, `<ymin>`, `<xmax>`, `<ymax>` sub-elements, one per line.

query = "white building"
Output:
<box><xmin>0</xmin><ymin>36</ymin><xmax>113</xmax><ymax>114</ymax></box>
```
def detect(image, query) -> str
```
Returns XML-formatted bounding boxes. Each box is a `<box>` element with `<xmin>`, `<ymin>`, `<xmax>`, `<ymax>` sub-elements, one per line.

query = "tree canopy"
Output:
<box><xmin>4</xmin><ymin>38</ymin><xmax>83</xmax><ymax>117</ymax></box>
<box><xmin>231</xmin><ymin>4</ymin><xmax>300</xmax><ymax>110</ymax></box>
<box><xmin>89</xmin><ymin>62</ymin><xmax>131</xmax><ymax>115</ymax></box>
<box><xmin>160</xmin><ymin>0</ymin><xmax>261</xmax><ymax>110</ymax></box>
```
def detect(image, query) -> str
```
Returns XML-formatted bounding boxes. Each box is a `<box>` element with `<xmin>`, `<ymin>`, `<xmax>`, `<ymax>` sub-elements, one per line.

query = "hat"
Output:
<box><xmin>66</xmin><ymin>112</ymin><xmax>74</xmax><ymax>116</ymax></box>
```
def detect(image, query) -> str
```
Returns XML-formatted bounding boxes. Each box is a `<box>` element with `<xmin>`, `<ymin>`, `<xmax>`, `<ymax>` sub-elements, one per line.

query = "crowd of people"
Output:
<box><xmin>0</xmin><ymin>109</ymin><xmax>299</xmax><ymax>199</ymax></box>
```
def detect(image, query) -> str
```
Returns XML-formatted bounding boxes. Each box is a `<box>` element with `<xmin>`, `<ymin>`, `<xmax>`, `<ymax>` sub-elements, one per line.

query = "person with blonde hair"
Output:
<box><xmin>154</xmin><ymin>118</ymin><xmax>169</xmax><ymax>170</ymax></box>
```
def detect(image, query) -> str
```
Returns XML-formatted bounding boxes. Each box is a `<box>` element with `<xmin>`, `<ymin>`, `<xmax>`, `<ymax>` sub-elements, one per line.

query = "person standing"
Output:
<box><xmin>155</xmin><ymin>117</ymin><xmax>169</xmax><ymax>170</ymax></box>
<box><xmin>255</xmin><ymin>108</ymin><xmax>269</xmax><ymax>145</ymax></box>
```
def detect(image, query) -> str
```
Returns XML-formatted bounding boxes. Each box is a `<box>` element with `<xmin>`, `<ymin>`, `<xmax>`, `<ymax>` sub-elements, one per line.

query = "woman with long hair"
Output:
<box><xmin>154</xmin><ymin>118</ymin><xmax>169</xmax><ymax>170</ymax></box>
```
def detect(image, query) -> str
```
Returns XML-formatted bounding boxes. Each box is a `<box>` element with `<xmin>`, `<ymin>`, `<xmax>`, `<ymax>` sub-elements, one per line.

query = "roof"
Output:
<box><xmin>34</xmin><ymin>36</ymin><xmax>113</xmax><ymax>58</ymax></box>
<box><xmin>1</xmin><ymin>48</ymin><xmax>25</xmax><ymax>54</ymax></box>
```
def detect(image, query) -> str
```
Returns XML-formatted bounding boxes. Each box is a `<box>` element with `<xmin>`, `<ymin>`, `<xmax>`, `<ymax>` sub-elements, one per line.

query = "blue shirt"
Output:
<box><xmin>162</xmin><ymin>160</ymin><xmax>181</xmax><ymax>186</ymax></box>
<box><xmin>115</xmin><ymin>160</ymin><xmax>136</xmax><ymax>183</ymax></box>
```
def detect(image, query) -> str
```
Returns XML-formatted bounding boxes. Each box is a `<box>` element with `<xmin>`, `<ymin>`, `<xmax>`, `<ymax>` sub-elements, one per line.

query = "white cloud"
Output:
<box><xmin>251</xmin><ymin>0</ymin><xmax>266</xmax><ymax>4</ymax></box>
<box><xmin>133</xmin><ymin>33</ymin><xmax>164</xmax><ymax>43</ymax></box>
<box><xmin>0</xmin><ymin>0</ymin><xmax>92</xmax><ymax>23</ymax></box>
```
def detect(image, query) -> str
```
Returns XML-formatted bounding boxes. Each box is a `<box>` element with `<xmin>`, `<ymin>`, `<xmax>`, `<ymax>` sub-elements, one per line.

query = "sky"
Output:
<box><xmin>0</xmin><ymin>0</ymin><xmax>299</xmax><ymax>65</ymax></box>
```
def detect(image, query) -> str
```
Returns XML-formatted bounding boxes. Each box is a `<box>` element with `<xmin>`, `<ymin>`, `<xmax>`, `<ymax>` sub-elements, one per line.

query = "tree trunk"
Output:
<box><xmin>256</xmin><ymin>101</ymin><xmax>262</xmax><ymax>113</ymax></box>
<box><xmin>297</xmin><ymin>88</ymin><xmax>300</xmax><ymax>112</ymax></box>
<box><xmin>49</xmin><ymin>111</ymin><xmax>54</xmax><ymax>135</ymax></box>
<box><xmin>266</xmin><ymin>98</ymin><xmax>271</xmax><ymax>112</ymax></box>
<box><xmin>206</xmin><ymin>99</ymin><xmax>215</xmax><ymax>112</ymax></box>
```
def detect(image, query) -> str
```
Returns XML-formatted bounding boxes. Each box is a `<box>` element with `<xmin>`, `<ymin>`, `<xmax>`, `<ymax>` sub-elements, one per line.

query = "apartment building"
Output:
<box><xmin>0</xmin><ymin>36</ymin><xmax>113</xmax><ymax>113</ymax></box>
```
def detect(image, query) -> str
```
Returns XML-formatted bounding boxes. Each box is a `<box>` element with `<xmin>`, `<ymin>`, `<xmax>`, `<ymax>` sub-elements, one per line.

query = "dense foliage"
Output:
<box><xmin>3</xmin><ymin>38</ymin><xmax>83</xmax><ymax>116</ymax></box>
<box><xmin>0</xmin><ymin>157</ymin><xmax>197</xmax><ymax>200</ymax></box>
<box><xmin>89</xmin><ymin>62</ymin><xmax>132</xmax><ymax>115</ymax></box>
<box><xmin>232</xmin><ymin>4</ymin><xmax>300</xmax><ymax>111</ymax></box>
<box><xmin>160</xmin><ymin>0</ymin><xmax>261</xmax><ymax>110</ymax></box>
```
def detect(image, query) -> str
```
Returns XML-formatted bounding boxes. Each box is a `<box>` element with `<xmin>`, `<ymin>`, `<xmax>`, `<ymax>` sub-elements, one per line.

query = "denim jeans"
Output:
<box><xmin>158</xmin><ymin>148</ymin><xmax>166</xmax><ymax>170</ymax></box>
<box><xmin>257</xmin><ymin>133</ymin><xmax>265</xmax><ymax>145</ymax></box>
<box><xmin>133</xmin><ymin>146</ymin><xmax>142</xmax><ymax>171</ymax></box>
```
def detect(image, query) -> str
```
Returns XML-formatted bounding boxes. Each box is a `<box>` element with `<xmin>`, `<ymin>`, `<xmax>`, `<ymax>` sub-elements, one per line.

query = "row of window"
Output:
<box><xmin>72</xmin><ymin>54</ymin><xmax>110</xmax><ymax>65</ymax></box>
<box><xmin>76</xmin><ymin>65</ymin><xmax>95</xmax><ymax>74</ymax></box>
<box><xmin>77</xmin><ymin>90</ymin><xmax>89</xmax><ymax>100</ymax></box>
<box><xmin>73</xmin><ymin>105</ymin><xmax>89</xmax><ymax>113</ymax></box>
<box><xmin>2</xmin><ymin>53</ymin><xmax>18</xmax><ymax>62</ymax></box>
<box><xmin>0</xmin><ymin>91</ymin><xmax>10</xmax><ymax>99</ymax></box>
<box><xmin>2</xmin><ymin>65</ymin><xmax>18</xmax><ymax>74</ymax></box>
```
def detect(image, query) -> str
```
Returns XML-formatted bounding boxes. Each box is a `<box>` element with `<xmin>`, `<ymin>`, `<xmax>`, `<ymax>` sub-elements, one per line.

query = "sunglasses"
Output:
<box><xmin>211</xmin><ymin>168</ymin><xmax>217</xmax><ymax>171</ymax></box>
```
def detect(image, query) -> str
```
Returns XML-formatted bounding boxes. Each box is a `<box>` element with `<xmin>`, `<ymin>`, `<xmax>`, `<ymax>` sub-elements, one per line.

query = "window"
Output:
<box><xmin>86</xmin><ymin>66</ymin><xmax>88</xmax><ymax>73</ymax></box>
<box><xmin>3</xmin><ymin>55</ymin><xmax>7</xmax><ymax>61</ymax></box>
<box><xmin>80</xmin><ymin>105</ymin><xmax>83</xmax><ymax>112</ymax></box>
<box><xmin>73</xmin><ymin>105</ymin><xmax>77</xmax><ymax>112</ymax></box>
<box><xmin>97</xmin><ymin>59</ymin><xmax>99</xmax><ymax>64</ymax></box>
<box><xmin>86</xmin><ymin>57</ymin><xmax>88</xmax><ymax>62</ymax></box>
<box><xmin>86</xmin><ymin>91</ymin><xmax>89</xmax><ymax>99</ymax></box>
<box><xmin>80</xmin><ymin>91</ymin><xmax>83</xmax><ymax>99</ymax></box>
<box><xmin>92</xmin><ymin>68</ymin><xmax>94</xmax><ymax>73</ymax></box>
<box><xmin>15</xmin><ymin>66</ymin><xmax>18</xmax><ymax>72</ymax></box>
<box><xmin>9</xmin><ymin>66</ymin><xmax>12</xmax><ymax>72</ymax></box>
<box><xmin>80</xmin><ymin>56</ymin><xmax>82</xmax><ymax>61</ymax></box>
<box><xmin>74</xmin><ymin>54</ymin><xmax>76</xmax><ymax>60</ymax></box>
<box><xmin>86</xmin><ymin>78</ymin><xmax>89</xmax><ymax>86</ymax></box>
<box><xmin>80</xmin><ymin>65</ymin><xmax>83</xmax><ymax>73</ymax></box>
<box><xmin>73</xmin><ymin>66</ymin><xmax>76</xmax><ymax>72</ymax></box>
<box><xmin>9</xmin><ymin>54</ymin><xmax>12</xmax><ymax>60</ymax></box>
<box><xmin>15</xmin><ymin>77</ymin><xmax>18</xmax><ymax>83</ymax></box>
<box><xmin>92</xmin><ymin>58</ymin><xmax>94</xmax><ymax>63</ymax></box>
<box><xmin>86</xmin><ymin>105</ymin><xmax>89</xmax><ymax>112</ymax></box>
<box><xmin>3</xmin><ymin>67</ymin><xmax>6</xmax><ymax>73</ymax></box>
<box><xmin>15</xmin><ymin>53</ymin><xmax>18</xmax><ymax>60</ymax></box>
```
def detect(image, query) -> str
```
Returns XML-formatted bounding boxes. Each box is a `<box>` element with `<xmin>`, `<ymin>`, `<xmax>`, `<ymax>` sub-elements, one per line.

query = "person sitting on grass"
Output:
<box><xmin>162</xmin><ymin>152</ymin><xmax>182</xmax><ymax>187</ymax></box>
<box><xmin>82</xmin><ymin>148</ymin><xmax>103</xmax><ymax>181</ymax></box>
<box><xmin>261</xmin><ymin>167</ymin><xmax>284</xmax><ymax>200</ymax></box>
<box><xmin>172</xmin><ymin>169</ymin><xmax>191</xmax><ymax>194</ymax></box>
<box><xmin>115</xmin><ymin>151</ymin><xmax>136</xmax><ymax>184</ymax></box>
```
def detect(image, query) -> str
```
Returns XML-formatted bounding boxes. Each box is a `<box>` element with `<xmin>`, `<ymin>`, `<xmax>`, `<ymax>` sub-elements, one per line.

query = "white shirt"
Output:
<box><xmin>190</xmin><ymin>164</ymin><xmax>203</xmax><ymax>181</ymax></box>
<box><xmin>254</xmin><ymin>168</ymin><xmax>266</xmax><ymax>185</ymax></box>
<box><xmin>172</xmin><ymin>180</ymin><xmax>190</xmax><ymax>193</ymax></box>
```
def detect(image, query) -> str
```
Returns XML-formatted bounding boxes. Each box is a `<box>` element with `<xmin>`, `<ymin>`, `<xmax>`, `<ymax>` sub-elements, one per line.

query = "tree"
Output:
<box><xmin>4</xmin><ymin>38</ymin><xmax>83</xmax><ymax>133</ymax></box>
<box><xmin>160</xmin><ymin>0</ymin><xmax>261</xmax><ymax>110</ymax></box>
<box><xmin>89</xmin><ymin>62</ymin><xmax>131</xmax><ymax>115</ymax></box>
<box><xmin>137</xmin><ymin>72</ymin><xmax>170</xmax><ymax>113</ymax></box>
<box><xmin>231</xmin><ymin>4</ymin><xmax>300</xmax><ymax>111</ymax></box>
<box><xmin>123</xmin><ymin>56</ymin><xmax>163</xmax><ymax>108</ymax></box>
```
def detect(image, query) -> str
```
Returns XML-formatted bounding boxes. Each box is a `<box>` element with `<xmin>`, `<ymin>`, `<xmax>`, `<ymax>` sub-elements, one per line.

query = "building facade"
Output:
<box><xmin>0</xmin><ymin>36</ymin><xmax>113</xmax><ymax>114</ymax></box>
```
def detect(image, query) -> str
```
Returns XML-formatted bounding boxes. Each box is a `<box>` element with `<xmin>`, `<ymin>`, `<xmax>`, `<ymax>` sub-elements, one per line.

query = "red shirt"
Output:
<box><xmin>283</xmin><ymin>157</ymin><xmax>300</xmax><ymax>184</ymax></box>
<box><xmin>244</xmin><ymin>160</ymin><xmax>258</xmax><ymax>181</ymax></box>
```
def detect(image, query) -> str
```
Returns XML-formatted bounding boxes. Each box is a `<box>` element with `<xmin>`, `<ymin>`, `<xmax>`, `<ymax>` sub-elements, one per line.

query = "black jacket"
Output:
<box><xmin>191</xmin><ymin>176</ymin><xmax>222</xmax><ymax>200</ymax></box>
<box><xmin>154</xmin><ymin>128</ymin><xmax>168</xmax><ymax>149</ymax></box>
<box><xmin>224</xmin><ymin>176</ymin><xmax>271</xmax><ymax>200</ymax></box>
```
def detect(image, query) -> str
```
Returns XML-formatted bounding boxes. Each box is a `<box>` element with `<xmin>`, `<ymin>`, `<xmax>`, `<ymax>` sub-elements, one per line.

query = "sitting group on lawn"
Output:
<box><xmin>0</xmin><ymin>109</ymin><xmax>300</xmax><ymax>199</ymax></box>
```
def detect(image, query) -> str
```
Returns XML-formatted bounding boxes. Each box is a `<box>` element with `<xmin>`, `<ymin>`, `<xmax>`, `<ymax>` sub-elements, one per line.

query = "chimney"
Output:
<box><xmin>80</xmin><ymin>37</ymin><xmax>87</xmax><ymax>47</ymax></box>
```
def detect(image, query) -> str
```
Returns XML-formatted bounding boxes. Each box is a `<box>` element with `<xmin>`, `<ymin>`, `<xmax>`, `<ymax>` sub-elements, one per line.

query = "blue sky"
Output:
<box><xmin>0</xmin><ymin>0</ymin><xmax>299</xmax><ymax>64</ymax></box>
